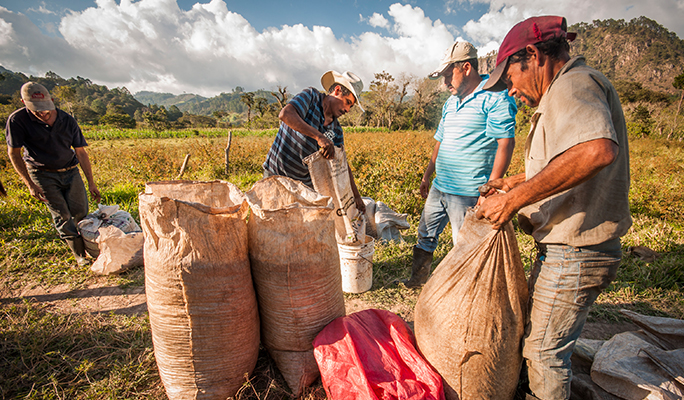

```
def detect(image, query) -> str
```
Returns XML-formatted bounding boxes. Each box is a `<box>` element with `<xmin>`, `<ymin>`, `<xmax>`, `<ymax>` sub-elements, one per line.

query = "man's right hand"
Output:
<box><xmin>419</xmin><ymin>179</ymin><xmax>430</xmax><ymax>199</ymax></box>
<box><xmin>318</xmin><ymin>136</ymin><xmax>335</xmax><ymax>159</ymax></box>
<box><xmin>479</xmin><ymin>178</ymin><xmax>509</xmax><ymax>197</ymax></box>
<box><xmin>28</xmin><ymin>183</ymin><xmax>47</xmax><ymax>202</ymax></box>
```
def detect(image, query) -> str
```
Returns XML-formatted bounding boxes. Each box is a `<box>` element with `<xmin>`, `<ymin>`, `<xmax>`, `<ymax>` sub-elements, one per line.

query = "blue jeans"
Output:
<box><xmin>524</xmin><ymin>238</ymin><xmax>622</xmax><ymax>400</ymax></box>
<box><xmin>416</xmin><ymin>186</ymin><xmax>478</xmax><ymax>252</ymax></box>
<box><xmin>28</xmin><ymin>168</ymin><xmax>89</xmax><ymax>240</ymax></box>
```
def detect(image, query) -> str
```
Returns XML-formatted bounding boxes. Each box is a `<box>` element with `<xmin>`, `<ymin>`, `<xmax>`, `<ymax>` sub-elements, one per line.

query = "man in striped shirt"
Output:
<box><xmin>403</xmin><ymin>41</ymin><xmax>517</xmax><ymax>288</ymax></box>
<box><xmin>263</xmin><ymin>70</ymin><xmax>366</xmax><ymax>212</ymax></box>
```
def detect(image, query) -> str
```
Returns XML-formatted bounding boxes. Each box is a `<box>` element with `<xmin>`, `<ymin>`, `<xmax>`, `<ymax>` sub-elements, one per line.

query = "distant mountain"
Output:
<box><xmin>134</xmin><ymin>91</ymin><xmax>206</xmax><ymax>108</ymax></box>
<box><xmin>135</xmin><ymin>89</ymin><xmax>279</xmax><ymax>116</ymax></box>
<box><xmin>479</xmin><ymin>16</ymin><xmax>684</xmax><ymax>96</ymax></box>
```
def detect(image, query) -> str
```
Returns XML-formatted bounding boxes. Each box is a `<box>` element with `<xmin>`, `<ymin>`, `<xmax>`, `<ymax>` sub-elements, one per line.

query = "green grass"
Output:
<box><xmin>1</xmin><ymin>130</ymin><xmax>683</xmax><ymax>399</ymax></box>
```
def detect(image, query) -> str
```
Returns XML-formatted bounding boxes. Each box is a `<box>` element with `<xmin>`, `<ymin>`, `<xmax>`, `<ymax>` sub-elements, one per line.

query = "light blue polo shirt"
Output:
<box><xmin>433</xmin><ymin>75</ymin><xmax>517</xmax><ymax>197</ymax></box>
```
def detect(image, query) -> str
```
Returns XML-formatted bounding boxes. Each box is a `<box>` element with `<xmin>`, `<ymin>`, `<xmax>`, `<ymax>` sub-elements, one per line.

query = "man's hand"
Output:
<box><xmin>419</xmin><ymin>179</ymin><xmax>430</xmax><ymax>199</ymax></box>
<box><xmin>28</xmin><ymin>182</ymin><xmax>47</xmax><ymax>202</ymax></box>
<box><xmin>89</xmin><ymin>184</ymin><xmax>101</xmax><ymax>204</ymax></box>
<box><xmin>478</xmin><ymin>177</ymin><xmax>511</xmax><ymax>197</ymax></box>
<box><xmin>318</xmin><ymin>136</ymin><xmax>335</xmax><ymax>159</ymax></box>
<box><xmin>475</xmin><ymin>192</ymin><xmax>516</xmax><ymax>230</ymax></box>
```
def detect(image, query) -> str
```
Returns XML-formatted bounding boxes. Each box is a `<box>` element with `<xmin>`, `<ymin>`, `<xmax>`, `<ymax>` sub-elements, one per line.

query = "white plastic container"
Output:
<box><xmin>338</xmin><ymin>236</ymin><xmax>374</xmax><ymax>293</ymax></box>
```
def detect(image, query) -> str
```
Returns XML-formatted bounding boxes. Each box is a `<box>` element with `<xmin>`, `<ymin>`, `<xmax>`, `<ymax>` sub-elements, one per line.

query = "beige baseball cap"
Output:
<box><xmin>21</xmin><ymin>82</ymin><xmax>55</xmax><ymax>112</ymax></box>
<box><xmin>321</xmin><ymin>70</ymin><xmax>364</xmax><ymax>112</ymax></box>
<box><xmin>428</xmin><ymin>41</ymin><xmax>478</xmax><ymax>79</ymax></box>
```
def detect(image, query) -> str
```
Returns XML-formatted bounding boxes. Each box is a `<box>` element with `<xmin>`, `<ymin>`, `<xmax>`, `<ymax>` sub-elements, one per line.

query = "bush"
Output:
<box><xmin>99</xmin><ymin>113</ymin><xmax>136</xmax><ymax>129</ymax></box>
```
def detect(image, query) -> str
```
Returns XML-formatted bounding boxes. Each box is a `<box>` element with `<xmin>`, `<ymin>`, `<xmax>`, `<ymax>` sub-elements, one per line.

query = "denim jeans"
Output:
<box><xmin>416</xmin><ymin>186</ymin><xmax>478</xmax><ymax>252</ymax></box>
<box><xmin>28</xmin><ymin>168</ymin><xmax>89</xmax><ymax>240</ymax></box>
<box><xmin>523</xmin><ymin>238</ymin><xmax>622</xmax><ymax>400</ymax></box>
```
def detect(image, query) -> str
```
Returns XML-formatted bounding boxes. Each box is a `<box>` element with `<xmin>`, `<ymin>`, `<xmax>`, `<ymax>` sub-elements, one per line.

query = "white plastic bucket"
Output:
<box><xmin>338</xmin><ymin>236</ymin><xmax>374</xmax><ymax>293</ymax></box>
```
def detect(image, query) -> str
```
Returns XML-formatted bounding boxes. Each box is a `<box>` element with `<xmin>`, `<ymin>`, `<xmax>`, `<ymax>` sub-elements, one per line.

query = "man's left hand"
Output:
<box><xmin>475</xmin><ymin>192</ymin><xmax>516</xmax><ymax>230</ymax></box>
<box><xmin>90</xmin><ymin>185</ymin><xmax>101</xmax><ymax>204</ymax></box>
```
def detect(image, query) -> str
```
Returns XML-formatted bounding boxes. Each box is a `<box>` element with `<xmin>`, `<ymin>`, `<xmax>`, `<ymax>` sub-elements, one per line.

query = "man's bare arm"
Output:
<box><xmin>477</xmin><ymin>138</ymin><xmax>618</xmax><ymax>229</ymax></box>
<box><xmin>7</xmin><ymin>147</ymin><xmax>46</xmax><ymax>202</ymax></box>
<box><xmin>74</xmin><ymin>147</ymin><xmax>101</xmax><ymax>204</ymax></box>
<box><xmin>279</xmin><ymin>104</ymin><xmax>335</xmax><ymax>159</ymax></box>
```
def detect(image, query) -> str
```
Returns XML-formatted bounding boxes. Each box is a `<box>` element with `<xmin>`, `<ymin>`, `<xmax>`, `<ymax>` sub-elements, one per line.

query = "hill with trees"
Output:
<box><xmin>134</xmin><ymin>91</ymin><xmax>206</xmax><ymax>109</ymax></box>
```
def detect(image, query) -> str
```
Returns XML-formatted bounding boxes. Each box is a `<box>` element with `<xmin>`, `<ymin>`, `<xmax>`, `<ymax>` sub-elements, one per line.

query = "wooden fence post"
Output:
<box><xmin>225</xmin><ymin>131</ymin><xmax>232</xmax><ymax>175</ymax></box>
<box><xmin>177</xmin><ymin>153</ymin><xmax>191</xmax><ymax>179</ymax></box>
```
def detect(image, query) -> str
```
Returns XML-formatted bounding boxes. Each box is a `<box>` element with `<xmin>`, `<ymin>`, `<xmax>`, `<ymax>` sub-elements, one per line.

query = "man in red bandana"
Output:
<box><xmin>478</xmin><ymin>16</ymin><xmax>631</xmax><ymax>400</ymax></box>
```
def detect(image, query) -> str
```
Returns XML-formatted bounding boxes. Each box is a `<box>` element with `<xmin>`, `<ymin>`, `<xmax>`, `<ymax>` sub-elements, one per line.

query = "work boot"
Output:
<box><xmin>402</xmin><ymin>246</ymin><xmax>433</xmax><ymax>288</ymax></box>
<box><xmin>65</xmin><ymin>237</ymin><xmax>90</xmax><ymax>266</ymax></box>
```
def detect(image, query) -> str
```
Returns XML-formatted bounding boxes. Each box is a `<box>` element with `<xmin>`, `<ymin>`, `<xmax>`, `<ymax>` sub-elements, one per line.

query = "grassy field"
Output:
<box><xmin>1</xmin><ymin>127</ymin><xmax>683</xmax><ymax>399</ymax></box>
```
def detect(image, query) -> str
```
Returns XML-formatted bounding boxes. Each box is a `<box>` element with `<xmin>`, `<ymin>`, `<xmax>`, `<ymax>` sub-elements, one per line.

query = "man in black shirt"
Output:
<box><xmin>6</xmin><ymin>82</ymin><xmax>100</xmax><ymax>266</ymax></box>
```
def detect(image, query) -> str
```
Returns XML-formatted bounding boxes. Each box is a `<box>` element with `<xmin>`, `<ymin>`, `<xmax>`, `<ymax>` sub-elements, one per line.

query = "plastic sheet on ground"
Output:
<box><xmin>591</xmin><ymin>310</ymin><xmax>684</xmax><ymax>400</ymax></box>
<box><xmin>313</xmin><ymin>309</ymin><xmax>445</xmax><ymax>400</ymax></box>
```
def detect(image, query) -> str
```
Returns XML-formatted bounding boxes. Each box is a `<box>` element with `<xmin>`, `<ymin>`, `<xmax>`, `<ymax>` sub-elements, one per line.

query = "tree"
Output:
<box><xmin>407</xmin><ymin>77</ymin><xmax>442</xmax><ymax>130</ymax></box>
<box><xmin>52</xmin><ymin>85</ymin><xmax>76</xmax><ymax>115</ymax></box>
<box><xmin>271</xmin><ymin>85</ymin><xmax>289</xmax><ymax>109</ymax></box>
<box><xmin>99</xmin><ymin>112</ymin><xmax>136</xmax><ymax>128</ymax></box>
<box><xmin>632</xmin><ymin>105</ymin><xmax>652</xmax><ymax>137</ymax></box>
<box><xmin>671</xmin><ymin>70</ymin><xmax>684</xmax><ymax>139</ymax></box>
<box><xmin>365</xmin><ymin>71</ymin><xmax>399</xmax><ymax>129</ymax></box>
<box><xmin>241</xmin><ymin>92</ymin><xmax>255</xmax><ymax>123</ymax></box>
<box><xmin>254</xmin><ymin>97</ymin><xmax>269</xmax><ymax>118</ymax></box>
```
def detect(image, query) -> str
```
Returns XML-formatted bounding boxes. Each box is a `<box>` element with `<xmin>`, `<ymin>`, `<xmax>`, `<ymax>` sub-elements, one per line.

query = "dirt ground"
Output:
<box><xmin>0</xmin><ymin>278</ymin><xmax>638</xmax><ymax>341</ymax></box>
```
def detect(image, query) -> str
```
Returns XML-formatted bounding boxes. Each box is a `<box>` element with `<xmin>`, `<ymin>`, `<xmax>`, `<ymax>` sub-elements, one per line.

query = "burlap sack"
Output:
<box><xmin>304</xmin><ymin>147</ymin><xmax>364</xmax><ymax>244</ymax></box>
<box><xmin>245</xmin><ymin>176</ymin><xmax>346</xmax><ymax>396</ymax></box>
<box><xmin>139</xmin><ymin>180</ymin><xmax>259</xmax><ymax>400</ymax></box>
<box><xmin>414</xmin><ymin>208</ymin><xmax>528</xmax><ymax>400</ymax></box>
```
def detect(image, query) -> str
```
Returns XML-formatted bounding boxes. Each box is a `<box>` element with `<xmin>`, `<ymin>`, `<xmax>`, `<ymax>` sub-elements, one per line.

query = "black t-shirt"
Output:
<box><xmin>5</xmin><ymin>108</ymin><xmax>87</xmax><ymax>170</ymax></box>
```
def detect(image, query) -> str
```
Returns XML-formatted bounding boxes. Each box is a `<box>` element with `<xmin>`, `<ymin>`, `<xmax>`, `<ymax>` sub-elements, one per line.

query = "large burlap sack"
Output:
<box><xmin>414</xmin><ymin>208</ymin><xmax>528</xmax><ymax>400</ymax></box>
<box><xmin>90</xmin><ymin>225</ymin><xmax>144</xmax><ymax>275</ymax></box>
<box><xmin>78</xmin><ymin>203</ymin><xmax>142</xmax><ymax>258</ymax></box>
<box><xmin>304</xmin><ymin>146</ymin><xmax>364</xmax><ymax>244</ymax></box>
<box><xmin>245</xmin><ymin>176</ymin><xmax>346</xmax><ymax>396</ymax></box>
<box><xmin>139</xmin><ymin>180</ymin><xmax>259</xmax><ymax>400</ymax></box>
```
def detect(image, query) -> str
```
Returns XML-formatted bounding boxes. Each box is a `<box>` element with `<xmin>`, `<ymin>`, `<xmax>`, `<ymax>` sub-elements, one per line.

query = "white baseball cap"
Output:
<box><xmin>321</xmin><ymin>70</ymin><xmax>364</xmax><ymax>112</ymax></box>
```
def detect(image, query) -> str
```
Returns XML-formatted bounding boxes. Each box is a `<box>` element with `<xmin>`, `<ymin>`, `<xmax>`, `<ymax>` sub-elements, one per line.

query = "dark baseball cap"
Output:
<box><xmin>484</xmin><ymin>16</ymin><xmax>577</xmax><ymax>92</ymax></box>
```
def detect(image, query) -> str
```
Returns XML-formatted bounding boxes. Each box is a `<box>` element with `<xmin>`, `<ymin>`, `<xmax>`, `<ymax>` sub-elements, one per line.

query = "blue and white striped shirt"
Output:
<box><xmin>263</xmin><ymin>87</ymin><xmax>343</xmax><ymax>187</ymax></box>
<box><xmin>433</xmin><ymin>75</ymin><xmax>517</xmax><ymax>197</ymax></box>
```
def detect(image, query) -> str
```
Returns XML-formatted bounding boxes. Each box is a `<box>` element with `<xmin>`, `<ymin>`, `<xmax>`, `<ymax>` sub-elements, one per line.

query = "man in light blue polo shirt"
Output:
<box><xmin>403</xmin><ymin>41</ymin><xmax>517</xmax><ymax>288</ymax></box>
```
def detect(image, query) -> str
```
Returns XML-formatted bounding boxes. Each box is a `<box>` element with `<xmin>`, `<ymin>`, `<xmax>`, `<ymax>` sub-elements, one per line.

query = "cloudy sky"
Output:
<box><xmin>1</xmin><ymin>0</ymin><xmax>683</xmax><ymax>97</ymax></box>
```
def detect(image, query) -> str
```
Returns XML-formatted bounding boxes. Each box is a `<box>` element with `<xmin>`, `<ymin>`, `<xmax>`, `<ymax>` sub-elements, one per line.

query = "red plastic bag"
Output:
<box><xmin>313</xmin><ymin>309</ymin><xmax>445</xmax><ymax>400</ymax></box>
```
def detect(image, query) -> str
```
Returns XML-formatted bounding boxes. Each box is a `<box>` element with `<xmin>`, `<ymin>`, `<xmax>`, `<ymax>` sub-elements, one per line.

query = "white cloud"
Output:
<box><xmin>0</xmin><ymin>0</ymin><xmax>461</xmax><ymax>96</ymax></box>
<box><xmin>458</xmin><ymin>0</ymin><xmax>684</xmax><ymax>47</ymax></box>
<box><xmin>368</xmin><ymin>13</ymin><xmax>390</xmax><ymax>29</ymax></box>
<box><xmin>27</xmin><ymin>2</ymin><xmax>56</xmax><ymax>15</ymax></box>
<box><xmin>1</xmin><ymin>0</ymin><xmax>681</xmax><ymax>98</ymax></box>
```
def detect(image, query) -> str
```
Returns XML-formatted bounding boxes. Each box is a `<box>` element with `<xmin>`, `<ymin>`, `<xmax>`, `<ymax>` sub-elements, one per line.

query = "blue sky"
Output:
<box><xmin>1</xmin><ymin>0</ymin><xmax>682</xmax><ymax>96</ymax></box>
<box><xmin>1</xmin><ymin>0</ymin><xmax>489</xmax><ymax>39</ymax></box>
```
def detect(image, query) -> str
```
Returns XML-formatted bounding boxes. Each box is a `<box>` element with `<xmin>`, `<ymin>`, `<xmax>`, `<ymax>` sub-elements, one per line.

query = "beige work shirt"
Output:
<box><xmin>518</xmin><ymin>57</ymin><xmax>632</xmax><ymax>247</ymax></box>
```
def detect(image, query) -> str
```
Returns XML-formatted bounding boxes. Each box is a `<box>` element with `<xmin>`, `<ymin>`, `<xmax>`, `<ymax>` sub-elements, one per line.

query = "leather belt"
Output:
<box><xmin>31</xmin><ymin>164</ymin><xmax>79</xmax><ymax>173</ymax></box>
